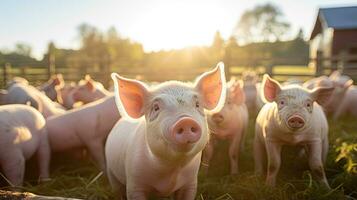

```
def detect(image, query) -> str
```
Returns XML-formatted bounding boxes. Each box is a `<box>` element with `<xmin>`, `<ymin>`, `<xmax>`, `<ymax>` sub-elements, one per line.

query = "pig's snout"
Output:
<box><xmin>171</xmin><ymin>117</ymin><xmax>202</xmax><ymax>145</ymax></box>
<box><xmin>211</xmin><ymin>113</ymin><xmax>224</xmax><ymax>124</ymax></box>
<box><xmin>287</xmin><ymin>115</ymin><xmax>305</xmax><ymax>129</ymax></box>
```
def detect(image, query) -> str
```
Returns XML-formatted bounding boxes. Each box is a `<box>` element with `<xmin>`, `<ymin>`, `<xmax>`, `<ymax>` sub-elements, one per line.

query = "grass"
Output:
<box><xmin>2</xmin><ymin>113</ymin><xmax>354</xmax><ymax>200</ymax></box>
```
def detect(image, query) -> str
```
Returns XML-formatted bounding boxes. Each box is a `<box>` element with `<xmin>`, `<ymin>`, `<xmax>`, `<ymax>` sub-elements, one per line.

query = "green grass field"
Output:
<box><xmin>6</xmin><ymin>114</ymin><xmax>355</xmax><ymax>200</ymax></box>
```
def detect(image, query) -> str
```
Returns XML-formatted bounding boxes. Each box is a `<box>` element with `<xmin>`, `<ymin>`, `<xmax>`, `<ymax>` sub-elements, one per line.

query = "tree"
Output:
<box><xmin>15</xmin><ymin>43</ymin><xmax>32</xmax><ymax>57</ymax></box>
<box><xmin>234</xmin><ymin>3</ymin><xmax>290</xmax><ymax>44</ymax></box>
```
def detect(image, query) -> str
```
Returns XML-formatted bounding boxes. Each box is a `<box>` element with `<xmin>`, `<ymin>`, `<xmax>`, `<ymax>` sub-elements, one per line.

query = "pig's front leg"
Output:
<box><xmin>1</xmin><ymin>150</ymin><xmax>25</xmax><ymax>187</ymax></box>
<box><xmin>126</xmin><ymin>186</ymin><xmax>148</xmax><ymax>200</ymax></box>
<box><xmin>174</xmin><ymin>183</ymin><xmax>197</xmax><ymax>200</ymax></box>
<box><xmin>229</xmin><ymin>128</ymin><xmax>243</xmax><ymax>175</ymax></box>
<box><xmin>201</xmin><ymin>137</ymin><xmax>214</xmax><ymax>175</ymax></box>
<box><xmin>253</xmin><ymin>133</ymin><xmax>266</xmax><ymax>175</ymax></box>
<box><xmin>37</xmin><ymin>129</ymin><xmax>51</xmax><ymax>182</ymax></box>
<box><xmin>307</xmin><ymin>142</ymin><xmax>330</xmax><ymax>189</ymax></box>
<box><xmin>87</xmin><ymin>140</ymin><xmax>106</xmax><ymax>173</ymax></box>
<box><xmin>265</xmin><ymin>140</ymin><xmax>282</xmax><ymax>187</ymax></box>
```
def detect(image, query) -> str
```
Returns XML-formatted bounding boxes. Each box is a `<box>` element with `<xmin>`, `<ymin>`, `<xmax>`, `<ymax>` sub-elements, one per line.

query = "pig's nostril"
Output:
<box><xmin>191</xmin><ymin>127</ymin><xmax>196</xmax><ymax>132</ymax></box>
<box><xmin>178</xmin><ymin>128</ymin><xmax>184</xmax><ymax>134</ymax></box>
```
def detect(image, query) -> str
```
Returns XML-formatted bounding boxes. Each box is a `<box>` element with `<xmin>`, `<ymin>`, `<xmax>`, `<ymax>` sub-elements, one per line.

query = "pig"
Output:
<box><xmin>303</xmin><ymin>73</ymin><xmax>353</xmax><ymax>115</ymax></box>
<box><xmin>0</xmin><ymin>104</ymin><xmax>50</xmax><ymax>186</ymax></box>
<box><xmin>333</xmin><ymin>85</ymin><xmax>357</xmax><ymax>119</ymax></box>
<box><xmin>6</xmin><ymin>77</ymin><xmax>29</xmax><ymax>88</ymax></box>
<box><xmin>105</xmin><ymin>63</ymin><xmax>226</xmax><ymax>199</ymax></box>
<box><xmin>2</xmin><ymin>83</ymin><xmax>65</xmax><ymax>118</ymax></box>
<box><xmin>72</xmin><ymin>75</ymin><xmax>111</xmax><ymax>104</ymax></box>
<box><xmin>202</xmin><ymin>79</ymin><xmax>249</xmax><ymax>175</ymax></box>
<box><xmin>57</xmin><ymin>82</ymin><xmax>77</xmax><ymax>109</ymax></box>
<box><xmin>242</xmin><ymin>71</ymin><xmax>259</xmax><ymax>112</ymax></box>
<box><xmin>46</xmin><ymin>95</ymin><xmax>120</xmax><ymax>172</ymax></box>
<box><xmin>39</xmin><ymin>74</ymin><xmax>65</xmax><ymax>101</ymax></box>
<box><xmin>254</xmin><ymin>74</ymin><xmax>333</xmax><ymax>188</ymax></box>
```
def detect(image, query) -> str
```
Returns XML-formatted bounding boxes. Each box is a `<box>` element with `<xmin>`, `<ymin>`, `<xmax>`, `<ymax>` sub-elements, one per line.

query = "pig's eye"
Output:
<box><xmin>195</xmin><ymin>101</ymin><xmax>200</xmax><ymax>108</ymax></box>
<box><xmin>279</xmin><ymin>100</ymin><xmax>285</xmax><ymax>106</ymax></box>
<box><xmin>153</xmin><ymin>103</ymin><xmax>160</xmax><ymax>111</ymax></box>
<box><xmin>306</xmin><ymin>102</ymin><xmax>311</xmax><ymax>108</ymax></box>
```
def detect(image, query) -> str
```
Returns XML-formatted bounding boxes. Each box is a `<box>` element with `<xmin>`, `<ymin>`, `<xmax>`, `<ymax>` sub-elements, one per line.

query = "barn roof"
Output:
<box><xmin>310</xmin><ymin>6</ymin><xmax>357</xmax><ymax>40</ymax></box>
<box><xmin>321</xmin><ymin>6</ymin><xmax>357</xmax><ymax>29</ymax></box>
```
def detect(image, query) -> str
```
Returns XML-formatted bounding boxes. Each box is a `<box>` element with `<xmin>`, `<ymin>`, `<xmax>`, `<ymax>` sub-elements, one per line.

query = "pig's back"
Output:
<box><xmin>105</xmin><ymin>118</ymin><xmax>143</xmax><ymax>185</ymax></box>
<box><xmin>0</xmin><ymin>105</ymin><xmax>44</xmax><ymax>159</ymax></box>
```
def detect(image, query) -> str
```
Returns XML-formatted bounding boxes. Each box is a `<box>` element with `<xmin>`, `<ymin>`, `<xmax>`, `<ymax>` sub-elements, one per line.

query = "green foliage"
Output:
<box><xmin>234</xmin><ymin>3</ymin><xmax>291</xmax><ymax>44</ymax></box>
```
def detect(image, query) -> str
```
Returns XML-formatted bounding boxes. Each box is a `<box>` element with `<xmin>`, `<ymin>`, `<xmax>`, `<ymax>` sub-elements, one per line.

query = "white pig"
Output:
<box><xmin>105</xmin><ymin>63</ymin><xmax>226</xmax><ymax>199</ymax></box>
<box><xmin>0</xmin><ymin>104</ymin><xmax>50</xmax><ymax>186</ymax></box>
<box><xmin>72</xmin><ymin>75</ymin><xmax>111</xmax><ymax>104</ymax></box>
<box><xmin>202</xmin><ymin>80</ymin><xmax>248</xmax><ymax>175</ymax></box>
<box><xmin>254</xmin><ymin>75</ymin><xmax>333</xmax><ymax>188</ymax></box>
<box><xmin>2</xmin><ymin>83</ymin><xmax>65</xmax><ymax>118</ymax></box>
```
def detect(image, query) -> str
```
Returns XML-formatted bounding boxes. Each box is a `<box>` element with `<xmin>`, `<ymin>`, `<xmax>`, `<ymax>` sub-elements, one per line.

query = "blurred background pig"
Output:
<box><xmin>105</xmin><ymin>63</ymin><xmax>226</xmax><ymax>199</ymax></box>
<box><xmin>0</xmin><ymin>104</ymin><xmax>50</xmax><ymax>186</ymax></box>
<box><xmin>202</xmin><ymin>79</ymin><xmax>248</xmax><ymax>175</ymax></box>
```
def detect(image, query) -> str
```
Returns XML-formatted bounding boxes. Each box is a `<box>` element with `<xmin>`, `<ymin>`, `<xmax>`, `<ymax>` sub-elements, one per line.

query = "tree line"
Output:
<box><xmin>0</xmin><ymin>3</ymin><xmax>309</xmax><ymax>70</ymax></box>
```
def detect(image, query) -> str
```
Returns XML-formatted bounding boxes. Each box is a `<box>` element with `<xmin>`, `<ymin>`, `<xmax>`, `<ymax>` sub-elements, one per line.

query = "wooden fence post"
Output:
<box><xmin>266</xmin><ymin>62</ymin><xmax>274</xmax><ymax>77</ymax></box>
<box><xmin>48</xmin><ymin>53</ymin><xmax>55</xmax><ymax>79</ymax></box>
<box><xmin>3</xmin><ymin>63</ymin><xmax>11</xmax><ymax>87</ymax></box>
<box><xmin>315</xmin><ymin>51</ymin><xmax>323</xmax><ymax>76</ymax></box>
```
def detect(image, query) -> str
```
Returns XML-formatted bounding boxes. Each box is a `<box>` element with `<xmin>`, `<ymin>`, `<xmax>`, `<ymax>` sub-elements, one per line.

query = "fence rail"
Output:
<box><xmin>1</xmin><ymin>54</ymin><xmax>357</xmax><ymax>88</ymax></box>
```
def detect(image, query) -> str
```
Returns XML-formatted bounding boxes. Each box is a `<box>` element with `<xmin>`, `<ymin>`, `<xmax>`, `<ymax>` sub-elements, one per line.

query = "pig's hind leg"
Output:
<box><xmin>1</xmin><ymin>149</ymin><xmax>25</xmax><ymax>187</ymax></box>
<box><xmin>36</xmin><ymin>128</ymin><xmax>51</xmax><ymax>182</ymax></box>
<box><xmin>229</xmin><ymin>127</ymin><xmax>244</xmax><ymax>175</ymax></box>
<box><xmin>201</xmin><ymin>137</ymin><xmax>215</xmax><ymax>175</ymax></box>
<box><xmin>253</xmin><ymin>130</ymin><xmax>266</xmax><ymax>176</ymax></box>
<box><xmin>87</xmin><ymin>140</ymin><xmax>106</xmax><ymax>173</ymax></box>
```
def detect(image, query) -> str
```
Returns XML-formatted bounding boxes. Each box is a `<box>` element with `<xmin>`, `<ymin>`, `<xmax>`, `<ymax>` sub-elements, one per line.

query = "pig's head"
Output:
<box><xmin>207</xmin><ymin>79</ymin><xmax>245</xmax><ymax>131</ymax></box>
<box><xmin>112</xmin><ymin>63</ymin><xmax>226</xmax><ymax>161</ymax></box>
<box><xmin>0</xmin><ymin>89</ymin><xmax>8</xmax><ymax>105</ymax></box>
<box><xmin>72</xmin><ymin>75</ymin><xmax>104</xmax><ymax>104</ymax></box>
<box><xmin>242</xmin><ymin>71</ymin><xmax>258</xmax><ymax>86</ymax></box>
<box><xmin>262</xmin><ymin>75</ymin><xmax>334</xmax><ymax>132</ymax></box>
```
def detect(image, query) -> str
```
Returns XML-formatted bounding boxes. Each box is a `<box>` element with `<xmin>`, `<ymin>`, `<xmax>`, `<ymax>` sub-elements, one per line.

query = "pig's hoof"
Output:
<box><xmin>38</xmin><ymin>177</ymin><xmax>52</xmax><ymax>183</ymax></box>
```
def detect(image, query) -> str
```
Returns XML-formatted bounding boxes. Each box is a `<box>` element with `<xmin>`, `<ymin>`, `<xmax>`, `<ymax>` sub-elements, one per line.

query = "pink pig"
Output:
<box><xmin>202</xmin><ymin>80</ymin><xmax>249</xmax><ymax>175</ymax></box>
<box><xmin>254</xmin><ymin>75</ymin><xmax>333</xmax><ymax>188</ymax></box>
<box><xmin>1</xmin><ymin>83</ymin><xmax>65</xmax><ymax>118</ymax></box>
<box><xmin>0</xmin><ymin>104</ymin><xmax>50</xmax><ymax>186</ymax></box>
<box><xmin>46</xmin><ymin>95</ymin><xmax>120</xmax><ymax>172</ymax></box>
<box><xmin>39</xmin><ymin>74</ymin><xmax>65</xmax><ymax>102</ymax></box>
<box><xmin>105</xmin><ymin>63</ymin><xmax>226</xmax><ymax>199</ymax></box>
<box><xmin>72</xmin><ymin>75</ymin><xmax>111</xmax><ymax>104</ymax></box>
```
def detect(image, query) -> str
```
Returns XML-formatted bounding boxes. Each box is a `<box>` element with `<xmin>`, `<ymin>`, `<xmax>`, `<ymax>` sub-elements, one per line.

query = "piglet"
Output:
<box><xmin>2</xmin><ymin>83</ymin><xmax>65</xmax><ymax>118</ymax></box>
<box><xmin>202</xmin><ymin>79</ymin><xmax>248</xmax><ymax>175</ymax></box>
<box><xmin>254</xmin><ymin>75</ymin><xmax>333</xmax><ymax>188</ymax></box>
<box><xmin>39</xmin><ymin>74</ymin><xmax>65</xmax><ymax>101</ymax></box>
<box><xmin>46</xmin><ymin>95</ymin><xmax>120</xmax><ymax>172</ymax></box>
<box><xmin>72</xmin><ymin>75</ymin><xmax>112</xmax><ymax>104</ymax></box>
<box><xmin>0</xmin><ymin>104</ymin><xmax>50</xmax><ymax>186</ymax></box>
<box><xmin>242</xmin><ymin>71</ymin><xmax>259</xmax><ymax>112</ymax></box>
<box><xmin>105</xmin><ymin>63</ymin><xmax>226</xmax><ymax>199</ymax></box>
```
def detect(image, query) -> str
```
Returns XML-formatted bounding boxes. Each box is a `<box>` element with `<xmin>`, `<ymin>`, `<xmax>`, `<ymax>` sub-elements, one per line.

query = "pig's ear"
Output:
<box><xmin>195</xmin><ymin>62</ymin><xmax>226</xmax><ymax>111</ymax></box>
<box><xmin>111</xmin><ymin>73</ymin><xmax>149</xmax><ymax>119</ymax></box>
<box><xmin>230</xmin><ymin>81</ymin><xmax>245</xmax><ymax>105</ymax></box>
<box><xmin>329</xmin><ymin>70</ymin><xmax>340</xmax><ymax>80</ymax></box>
<box><xmin>310</xmin><ymin>87</ymin><xmax>334</xmax><ymax>105</ymax></box>
<box><xmin>262</xmin><ymin>74</ymin><xmax>281</xmax><ymax>103</ymax></box>
<box><xmin>54</xmin><ymin>74</ymin><xmax>64</xmax><ymax>88</ymax></box>
<box><xmin>344</xmin><ymin>79</ymin><xmax>353</xmax><ymax>89</ymax></box>
<box><xmin>86</xmin><ymin>79</ymin><xmax>96</xmax><ymax>91</ymax></box>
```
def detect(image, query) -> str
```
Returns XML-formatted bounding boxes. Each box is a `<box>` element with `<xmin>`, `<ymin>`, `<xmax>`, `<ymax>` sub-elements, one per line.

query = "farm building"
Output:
<box><xmin>310</xmin><ymin>6</ymin><xmax>357</xmax><ymax>58</ymax></box>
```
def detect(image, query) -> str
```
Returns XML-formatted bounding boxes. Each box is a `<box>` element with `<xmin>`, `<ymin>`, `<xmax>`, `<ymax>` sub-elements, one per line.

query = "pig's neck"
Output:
<box><xmin>38</xmin><ymin>91</ymin><xmax>65</xmax><ymax>118</ymax></box>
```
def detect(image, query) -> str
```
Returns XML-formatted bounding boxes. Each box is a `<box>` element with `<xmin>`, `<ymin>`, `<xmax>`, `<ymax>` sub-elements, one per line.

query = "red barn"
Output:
<box><xmin>310</xmin><ymin>6</ymin><xmax>357</xmax><ymax>61</ymax></box>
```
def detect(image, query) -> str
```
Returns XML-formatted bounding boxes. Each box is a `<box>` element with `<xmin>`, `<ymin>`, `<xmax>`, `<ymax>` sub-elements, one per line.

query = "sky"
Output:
<box><xmin>0</xmin><ymin>0</ymin><xmax>357</xmax><ymax>59</ymax></box>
